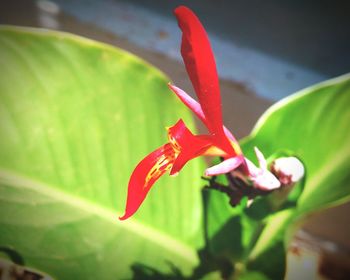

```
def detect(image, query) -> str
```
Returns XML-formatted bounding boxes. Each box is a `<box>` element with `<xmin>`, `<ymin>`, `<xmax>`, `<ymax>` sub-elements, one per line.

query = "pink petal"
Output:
<box><xmin>245</xmin><ymin>157</ymin><xmax>262</xmax><ymax>177</ymax></box>
<box><xmin>254</xmin><ymin>146</ymin><xmax>267</xmax><ymax>170</ymax></box>
<box><xmin>245</xmin><ymin>157</ymin><xmax>280</xmax><ymax>191</ymax></box>
<box><xmin>252</xmin><ymin>170</ymin><xmax>281</xmax><ymax>191</ymax></box>
<box><xmin>168</xmin><ymin>83</ymin><xmax>238</xmax><ymax>143</ymax></box>
<box><xmin>168</xmin><ymin>83</ymin><xmax>206</xmax><ymax>124</ymax></box>
<box><xmin>205</xmin><ymin>156</ymin><xmax>244</xmax><ymax>176</ymax></box>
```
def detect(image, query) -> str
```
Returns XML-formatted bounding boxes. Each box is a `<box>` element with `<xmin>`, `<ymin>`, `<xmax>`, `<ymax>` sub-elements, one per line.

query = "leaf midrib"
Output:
<box><xmin>0</xmin><ymin>168</ymin><xmax>198</xmax><ymax>264</ymax></box>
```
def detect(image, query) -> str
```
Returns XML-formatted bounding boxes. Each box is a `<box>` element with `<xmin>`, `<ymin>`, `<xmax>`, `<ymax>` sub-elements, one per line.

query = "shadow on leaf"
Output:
<box><xmin>129</xmin><ymin>262</ymin><xmax>185</xmax><ymax>280</ymax></box>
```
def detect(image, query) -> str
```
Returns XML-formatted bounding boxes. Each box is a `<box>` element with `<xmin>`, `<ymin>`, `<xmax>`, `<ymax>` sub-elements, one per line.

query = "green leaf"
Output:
<box><xmin>241</xmin><ymin>74</ymin><xmax>350</xmax><ymax>278</ymax></box>
<box><xmin>244</xmin><ymin>74</ymin><xmax>350</xmax><ymax>215</ymax></box>
<box><xmin>238</xmin><ymin>271</ymin><xmax>270</xmax><ymax>280</ymax></box>
<box><xmin>206</xmin><ymin>190</ymin><xmax>257</xmax><ymax>261</ymax></box>
<box><xmin>246</xmin><ymin>210</ymin><xmax>295</xmax><ymax>279</ymax></box>
<box><xmin>206</xmin><ymin>74</ymin><xmax>350</xmax><ymax>278</ymax></box>
<box><xmin>0</xmin><ymin>26</ymin><xmax>206</xmax><ymax>279</ymax></box>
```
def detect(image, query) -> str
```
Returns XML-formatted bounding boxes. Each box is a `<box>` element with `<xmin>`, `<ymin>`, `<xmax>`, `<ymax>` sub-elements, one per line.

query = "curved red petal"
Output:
<box><xmin>119</xmin><ymin>144</ymin><xmax>175</xmax><ymax>220</ymax></box>
<box><xmin>174</xmin><ymin>6</ymin><xmax>222</xmax><ymax>134</ymax></box>
<box><xmin>167</xmin><ymin>119</ymin><xmax>212</xmax><ymax>175</ymax></box>
<box><xmin>174</xmin><ymin>6</ymin><xmax>234</xmax><ymax>155</ymax></box>
<box><xmin>167</xmin><ymin>119</ymin><xmax>199</xmax><ymax>148</ymax></box>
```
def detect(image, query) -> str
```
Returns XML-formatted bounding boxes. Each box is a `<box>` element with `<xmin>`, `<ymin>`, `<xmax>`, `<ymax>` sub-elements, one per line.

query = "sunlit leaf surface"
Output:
<box><xmin>207</xmin><ymin>74</ymin><xmax>350</xmax><ymax>278</ymax></box>
<box><xmin>0</xmin><ymin>26</ymin><xmax>206</xmax><ymax>279</ymax></box>
<box><xmin>245</xmin><ymin>74</ymin><xmax>350</xmax><ymax>215</ymax></box>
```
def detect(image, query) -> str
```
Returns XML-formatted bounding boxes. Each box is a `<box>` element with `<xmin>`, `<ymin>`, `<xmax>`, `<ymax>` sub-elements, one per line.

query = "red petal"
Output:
<box><xmin>119</xmin><ymin>144</ymin><xmax>175</xmax><ymax>220</ymax></box>
<box><xmin>174</xmin><ymin>6</ymin><xmax>234</xmax><ymax>155</ymax></box>
<box><xmin>167</xmin><ymin>119</ymin><xmax>212</xmax><ymax>175</ymax></box>
<box><xmin>170</xmin><ymin>141</ymin><xmax>207</xmax><ymax>175</ymax></box>
<box><xmin>167</xmin><ymin>119</ymin><xmax>201</xmax><ymax>148</ymax></box>
<box><xmin>174</xmin><ymin>6</ymin><xmax>221</xmax><ymax>134</ymax></box>
<box><xmin>168</xmin><ymin>83</ymin><xmax>239</xmax><ymax>143</ymax></box>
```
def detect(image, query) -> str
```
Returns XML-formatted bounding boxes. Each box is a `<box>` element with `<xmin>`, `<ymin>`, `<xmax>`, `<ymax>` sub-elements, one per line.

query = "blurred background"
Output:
<box><xmin>1</xmin><ymin>0</ymin><xmax>350</xmax><ymax>274</ymax></box>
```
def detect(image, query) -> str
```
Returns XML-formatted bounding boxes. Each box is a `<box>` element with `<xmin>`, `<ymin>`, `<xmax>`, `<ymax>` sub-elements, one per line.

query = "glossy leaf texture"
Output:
<box><xmin>206</xmin><ymin>74</ymin><xmax>350</xmax><ymax>279</ymax></box>
<box><xmin>0</xmin><ymin>26</ymin><xmax>206</xmax><ymax>279</ymax></box>
<box><xmin>245</xmin><ymin>74</ymin><xmax>350</xmax><ymax>215</ymax></box>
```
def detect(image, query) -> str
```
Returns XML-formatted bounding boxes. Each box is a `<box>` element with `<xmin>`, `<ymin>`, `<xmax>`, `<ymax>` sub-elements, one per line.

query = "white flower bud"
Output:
<box><xmin>271</xmin><ymin>157</ymin><xmax>305</xmax><ymax>185</ymax></box>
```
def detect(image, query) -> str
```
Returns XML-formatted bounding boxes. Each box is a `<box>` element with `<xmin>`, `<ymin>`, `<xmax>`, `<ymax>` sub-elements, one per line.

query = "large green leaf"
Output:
<box><xmin>0</xmin><ymin>26</ymin><xmax>206</xmax><ymax>279</ymax></box>
<box><xmin>242</xmin><ymin>74</ymin><xmax>350</xmax><ymax>278</ymax></box>
<box><xmin>206</xmin><ymin>74</ymin><xmax>350</xmax><ymax>279</ymax></box>
<box><xmin>244</xmin><ymin>74</ymin><xmax>350</xmax><ymax>215</ymax></box>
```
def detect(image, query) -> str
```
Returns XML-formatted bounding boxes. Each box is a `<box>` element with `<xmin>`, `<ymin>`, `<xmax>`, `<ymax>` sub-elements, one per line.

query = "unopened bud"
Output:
<box><xmin>271</xmin><ymin>157</ymin><xmax>304</xmax><ymax>185</ymax></box>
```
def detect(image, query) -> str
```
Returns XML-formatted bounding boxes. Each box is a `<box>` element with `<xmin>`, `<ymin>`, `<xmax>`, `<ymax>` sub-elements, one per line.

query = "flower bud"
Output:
<box><xmin>271</xmin><ymin>157</ymin><xmax>305</xmax><ymax>185</ymax></box>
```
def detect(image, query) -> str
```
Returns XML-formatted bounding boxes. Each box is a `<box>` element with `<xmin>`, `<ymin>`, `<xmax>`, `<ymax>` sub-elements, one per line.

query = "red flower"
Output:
<box><xmin>119</xmin><ymin>6</ymin><xmax>273</xmax><ymax>220</ymax></box>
